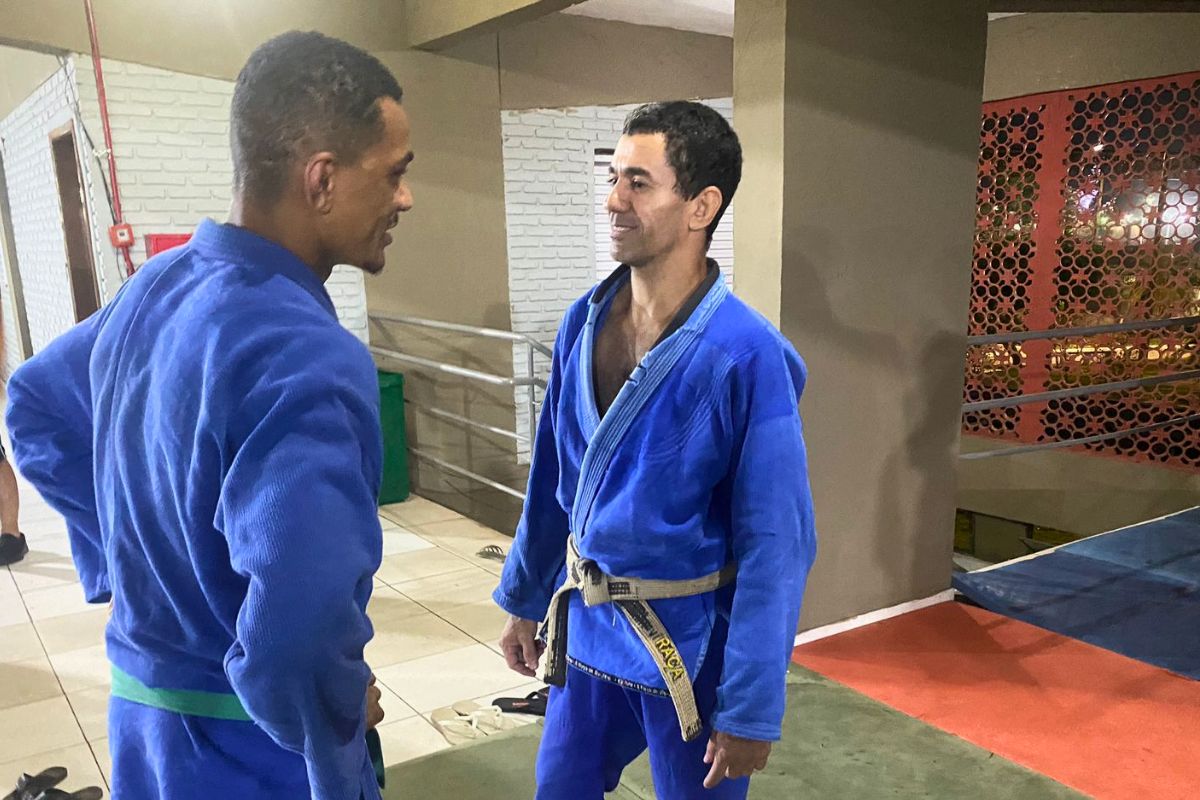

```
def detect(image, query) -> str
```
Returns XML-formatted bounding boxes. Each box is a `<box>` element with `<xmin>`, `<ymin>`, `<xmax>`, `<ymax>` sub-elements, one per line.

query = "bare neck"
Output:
<box><xmin>626</xmin><ymin>247</ymin><xmax>709</xmax><ymax>335</ymax></box>
<box><xmin>227</xmin><ymin>195</ymin><xmax>332</xmax><ymax>282</ymax></box>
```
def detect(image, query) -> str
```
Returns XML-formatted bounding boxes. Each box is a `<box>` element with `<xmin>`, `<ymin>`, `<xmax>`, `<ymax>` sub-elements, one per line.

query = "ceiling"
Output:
<box><xmin>563</xmin><ymin>0</ymin><xmax>735</xmax><ymax>37</ymax></box>
<box><xmin>563</xmin><ymin>1</ymin><xmax>1025</xmax><ymax>37</ymax></box>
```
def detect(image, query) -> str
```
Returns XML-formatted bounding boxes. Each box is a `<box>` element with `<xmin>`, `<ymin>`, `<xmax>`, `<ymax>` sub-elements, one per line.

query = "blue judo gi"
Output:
<box><xmin>7</xmin><ymin>220</ymin><xmax>384</xmax><ymax>800</ymax></box>
<box><xmin>494</xmin><ymin>263</ymin><xmax>817</xmax><ymax>799</ymax></box>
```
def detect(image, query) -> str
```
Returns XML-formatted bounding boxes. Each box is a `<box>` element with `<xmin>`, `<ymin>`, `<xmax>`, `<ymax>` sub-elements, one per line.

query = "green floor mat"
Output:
<box><xmin>384</xmin><ymin>667</ymin><xmax>1086</xmax><ymax>799</ymax></box>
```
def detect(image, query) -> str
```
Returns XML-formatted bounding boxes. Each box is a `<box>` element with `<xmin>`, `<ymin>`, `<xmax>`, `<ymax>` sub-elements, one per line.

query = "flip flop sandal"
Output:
<box><xmin>3</xmin><ymin>767</ymin><xmax>68</xmax><ymax>800</ymax></box>
<box><xmin>35</xmin><ymin>789</ymin><xmax>104</xmax><ymax>800</ymax></box>
<box><xmin>450</xmin><ymin>703</ymin><xmax>520</xmax><ymax>734</ymax></box>
<box><xmin>492</xmin><ymin>688</ymin><xmax>549</xmax><ymax>716</ymax></box>
<box><xmin>475</xmin><ymin>545</ymin><xmax>506</xmax><ymax>563</ymax></box>
<box><xmin>429</xmin><ymin>707</ymin><xmax>486</xmax><ymax>746</ymax></box>
<box><xmin>450</xmin><ymin>700</ymin><xmax>481</xmax><ymax>716</ymax></box>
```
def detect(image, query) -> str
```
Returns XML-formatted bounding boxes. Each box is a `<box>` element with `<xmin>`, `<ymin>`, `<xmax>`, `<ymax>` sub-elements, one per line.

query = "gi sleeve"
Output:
<box><xmin>493</xmin><ymin>321</ymin><xmax>571</xmax><ymax>622</ymax></box>
<box><xmin>5</xmin><ymin>312</ymin><xmax>109</xmax><ymax>603</ymax></box>
<box><xmin>217</xmin><ymin>337</ymin><xmax>383</xmax><ymax>800</ymax></box>
<box><xmin>711</xmin><ymin>341</ymin><xmax>817</xmax><ymax>742</ymax></box>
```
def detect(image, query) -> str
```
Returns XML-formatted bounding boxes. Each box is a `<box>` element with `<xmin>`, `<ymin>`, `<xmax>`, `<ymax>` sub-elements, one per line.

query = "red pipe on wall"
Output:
<box><xmin>83</xmin><ymin>0</ymin><xmax>136</xmax><ymax>278</ymax></box>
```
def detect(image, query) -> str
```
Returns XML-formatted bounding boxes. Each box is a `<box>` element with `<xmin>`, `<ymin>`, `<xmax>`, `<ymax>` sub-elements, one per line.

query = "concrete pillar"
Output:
<box><xmin>734</xmin><ymin>0</ymin><xmax>989</xmax><ymax>627</ymax></box>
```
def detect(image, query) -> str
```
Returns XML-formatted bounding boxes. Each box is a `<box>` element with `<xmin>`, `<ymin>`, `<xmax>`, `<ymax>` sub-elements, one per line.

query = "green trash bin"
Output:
<box><xmin>377</xmin><ymin>370</ymin><xmax>410</xmax><ymax>505</ymax></box>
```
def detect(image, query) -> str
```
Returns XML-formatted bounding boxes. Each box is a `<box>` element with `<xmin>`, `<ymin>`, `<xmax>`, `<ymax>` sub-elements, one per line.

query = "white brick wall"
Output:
<box><xmin>501</xmin><ymin>98</ymin><xmax>734</xmax><ymax>454</ymax></box>
<box><xmin>0</xmin><ymin>60</ymin><xmax>103</xmax><ymax>373</ymax></box>
<box><xmin>0</xmin><ymin>56</ymin><xmax>369</xmax><ymax>376</ymax></box>
<box><xmin>72</xmin><ymin>58</ymin><xmax>370</xmax><ymax>344</ymax></box>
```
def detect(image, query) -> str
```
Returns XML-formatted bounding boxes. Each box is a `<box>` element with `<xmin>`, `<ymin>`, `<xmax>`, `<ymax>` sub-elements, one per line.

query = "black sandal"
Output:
<box><xmin>35</xmin><ymin>789</ymin><xmax>104</xmax><ymax>800</ymax></box>
<box><xmin>3</xmin><ymin>767</ymin><xmax>69</xmax><ymax>800</ymax></box>
<box><xmin>3</xmin><ymin>766</ymin><xmax>103</xmax><ymax>800</ymax></box>
<box><xmin>492</xmin><ymin>687</ymin><xmax>549</xmax><ymax>716</ymax></box>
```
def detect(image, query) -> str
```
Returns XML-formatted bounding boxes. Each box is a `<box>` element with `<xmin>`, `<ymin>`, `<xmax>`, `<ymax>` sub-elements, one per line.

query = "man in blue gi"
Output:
<box><xmin>6</xmin><ymin>32</ymin><xmax>412</xmax><ymax>800</ymax></box>
<box><xmin>494</xmin><ymin>101</ymin><xmax>817</xmax><ymax>798</ymax></box>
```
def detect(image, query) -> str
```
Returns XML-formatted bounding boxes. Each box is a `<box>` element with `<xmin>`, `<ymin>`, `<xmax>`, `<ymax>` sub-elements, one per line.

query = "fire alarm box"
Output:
<box><xmin>109</xmin><ymin>223</ymin><xmax>134</xmax><ymax>249</ymax></box>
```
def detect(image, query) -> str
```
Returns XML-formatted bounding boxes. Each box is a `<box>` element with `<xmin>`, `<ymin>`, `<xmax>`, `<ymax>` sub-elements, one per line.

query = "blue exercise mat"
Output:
<box><xmin>954</xmin><ymin>507</ymin><xmax>1200</xmax><ymax>679</ymax></box>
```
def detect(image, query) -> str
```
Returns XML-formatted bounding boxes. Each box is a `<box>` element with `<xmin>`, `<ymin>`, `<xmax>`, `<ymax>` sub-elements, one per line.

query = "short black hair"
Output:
<box><xmin>622</xmin><ymin>101</ymin><xmax>742</xmax><ymax>242</ymax></box>
<box><xmin>231</xmin><ymin>31</ymin><xmax>403</xmax><ymax>203</ymax></box>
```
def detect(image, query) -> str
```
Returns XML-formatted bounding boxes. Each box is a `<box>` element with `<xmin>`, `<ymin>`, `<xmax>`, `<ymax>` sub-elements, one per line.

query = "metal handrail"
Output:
<box><xmin>961</xmin><ymin>368</ymin><xmax>1200</xmax><ymax>413</ymax></box>
<box><xmin>960</xmin><ymin>412</ymin><xmax>1200</xmax><ymax>460</ymax></box>
<box><xmin>410</xmin><ymin>401</ymin><xmax>530</xmax><ymax>444</ymax></box>
<box><xmin>370</xmin><ymin>311</ymin><xmax>553</xmax><ymax>358</ymax></box>
<box><xmin>368</xmin><ymin>346</ymin><xmax>545</xmax><ymax>389</ymax></box>
<box><xmin>967</xmin><ymin>315</ymin><xmax>1200</xmax><ymax>346</ymax></box>
<box><xmin>368</xmin><ymin>313</ymin><xmax>550</xmax><ymax>505</ymax></box>
<box><xmin>408</xmin><ymin>447</ymin><xmax>527</xmax><ymax>501</ymax></box>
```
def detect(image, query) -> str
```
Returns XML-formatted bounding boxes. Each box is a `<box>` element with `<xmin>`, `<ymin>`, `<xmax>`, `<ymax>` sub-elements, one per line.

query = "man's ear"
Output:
<box><xmin>304</xmin><ymin>152</ymin><xmax>337</xmax><ymax>214</ymax></box>
<box><xmin>689</xmin><ymin>186</ymin><xmax>723</xmax><ymax>234</ymax></box>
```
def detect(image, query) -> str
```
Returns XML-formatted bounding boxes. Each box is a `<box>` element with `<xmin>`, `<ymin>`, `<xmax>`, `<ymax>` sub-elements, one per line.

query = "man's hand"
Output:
<box><xmin>366</xmin><ymin>674</ymin><xmax>384</xmax><ymax>730</ymax></box>
<box><xmin>703</xmin><ymin>730</ymin><xmax>771</xmax><ymax>789</ymax></box>
<box><xmin>499</xmin><ymin>615</ymin><xmax>545</xmax><ymax>677</ymax></box>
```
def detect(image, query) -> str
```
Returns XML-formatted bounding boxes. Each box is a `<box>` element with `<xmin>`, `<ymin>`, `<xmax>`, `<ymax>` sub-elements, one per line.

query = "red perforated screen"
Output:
<box><xmin>965</xmin><ymin>72</ymin><xmax>1200</xmax><ymax>471</ymax></box>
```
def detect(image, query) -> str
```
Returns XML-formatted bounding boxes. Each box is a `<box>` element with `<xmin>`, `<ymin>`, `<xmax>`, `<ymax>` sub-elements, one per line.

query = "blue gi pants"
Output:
<box><xmin>534</xmin><ymin>635</ymin><xmax>751</xmax><ymax>800</ymax></box>
<box><xmin>109</xmin><ymin>696</ymin><xmax>313</xmax><ymax>799</ymax></box>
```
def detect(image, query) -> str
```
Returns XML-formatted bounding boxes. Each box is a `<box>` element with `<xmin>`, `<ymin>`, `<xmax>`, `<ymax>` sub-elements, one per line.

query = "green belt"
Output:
<box><xmin>110</xmin><ymin>664</ymin><xmax>386</xmax><ymax>789</ymax></box>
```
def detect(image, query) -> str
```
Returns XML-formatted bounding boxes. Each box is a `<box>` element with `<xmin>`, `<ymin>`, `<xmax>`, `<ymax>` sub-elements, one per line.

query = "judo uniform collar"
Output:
<box><xmin>190</xmin><ymin>218</ymin><xmax>337</xmax><ymax>319</ymax></box>
<box><xmin>572</xmin><ymin>258</ymin><xmax>728</xmax><ymax>536</ymax></box>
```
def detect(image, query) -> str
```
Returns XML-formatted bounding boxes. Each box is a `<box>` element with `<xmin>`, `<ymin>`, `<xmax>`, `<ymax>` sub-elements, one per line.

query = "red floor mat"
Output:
<box><xmin>792</xmin><ymin>602</ymin><xmax>1200</xmax><ymax>800</ymax></box>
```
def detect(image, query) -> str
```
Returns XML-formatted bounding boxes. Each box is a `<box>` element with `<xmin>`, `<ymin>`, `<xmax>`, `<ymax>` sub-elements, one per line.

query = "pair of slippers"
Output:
<box><xmin>3</xmin><ymin>767</ymin><xmax>103</xmax><ymax>800</ymax></box>
<box><xmin>430</xmin><ymin>700</ymin><xmax>522</xmax><ymax>745</ymax></box>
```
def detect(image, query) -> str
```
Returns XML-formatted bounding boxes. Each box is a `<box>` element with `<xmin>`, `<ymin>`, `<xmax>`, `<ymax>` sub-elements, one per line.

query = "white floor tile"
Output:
<box><xmin>48</xmin><ymin>644</ymin><xmax>109</xmax><ymax>694</ymax></box>
<box><xmin>393</xmin><ymin>569</ymin><xmax>498</xmax><ymax>616</ymax></box>
<box><xmin>9</xmin><ymin>556</ymin><xmax>82</xmax><ymax>592</ymax></box>
<box><xmin>0</xmin><ymin>655</ymin><xmax>63</xmax><ymax>710</ymax></box>
<box><xmin>90</xmin><ymin>737</ymin><xmax>112</xmax><ymax>788</ymax></box>
<box><xmin>34</xmin><ymin>608</ymin><xmax>108</xmax><ymax>656</ymax></box>
<box><xmin>0</xmin><ymin>696</ymin><xmax>86</xmax><ymax>762</ymax></box>
<box><xmin>366</xmin><ymin>611</ymin><xmax>475</xmax><ymax>670</ymax></box>
<box><xmin>22</xmin><ymin>584</ymin><xmax>94</xmax><ymax>622</ymax></box>
<box><xmin>374</xmin><ymin>715</ymin><xmax>451</xmax><ymax>765</ymax></box>
<box><xmin>373</xmin><ymin>643</ymin><xmax>529</xmax><ymax>714</ymax></box>
<box><xmin>379</xmin><ymin>497</ymin><xmax>462</xmax><ymax>529</ymax></box>
<box><xmin>374</xmin><ymin>683</ymin><xmax>418</xmax><ymax>727</ymax></box>
<box><xmin>0</xmin><ymin>622</ymin><xmax>45</xmax><ymax>664</ymax></box>
<box><xmin>67</xmin><ymin>686</ymin><xmax>110</xmax><ymax>742</ymax></box>
<box><xmin>436</xmin><ymin>600</ymin><xmax>509</xmax><ymax>647</ymax></box>
<box><xmin>382</xmin><ymin>530</ymin><xmax>435</xmax><ymax>557</ymax></box>
<box><xmin>374</xmin><ymin>548</ymin><xmax>474</xmax><ymax>586</ymax></box>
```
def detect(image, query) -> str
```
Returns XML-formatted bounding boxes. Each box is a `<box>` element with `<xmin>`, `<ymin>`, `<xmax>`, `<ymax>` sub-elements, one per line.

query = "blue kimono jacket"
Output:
<box><xmin>6</xmin><ymin>219</ymin><xmax>383</xmax><ymax>800</ymax></box>
<box><xmin>495</xmin><ymin>263</ymin><xmax>816</xmax><ymax>742</ymax></box>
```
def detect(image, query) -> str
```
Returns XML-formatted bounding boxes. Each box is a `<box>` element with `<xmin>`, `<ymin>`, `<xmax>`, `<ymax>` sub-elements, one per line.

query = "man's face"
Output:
<box><xmin>321</xmin><ymin>98</ymin><xmax>413</xmax><ymax>274</ymax></box>
<box><xmin>606</xmin><ymin>133</ymin><xmax>689</xmax><ymax>268</ymax></box>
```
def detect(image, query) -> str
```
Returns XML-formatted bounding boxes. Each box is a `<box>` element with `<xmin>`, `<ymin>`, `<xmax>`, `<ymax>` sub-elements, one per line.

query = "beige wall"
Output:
<box><xmin>499</xmin><ymin>13</ymin><xmax>733</xmax><ymax>110</ymax></box>
<box><xmin>366</xmin><ymin>41</ymin><xmax>524</xmax><ymax>532</ymax></box>
<box><xmin>0</xmin><ymin>46</ymin><xmax>60</xmax><ymax>120</ymax></box>
<box><xmin>736</xmin><ymin>0</ymin><xmax>988</xmax><ymax>629</ymax></box>
<box><xmin>731</xmin><ymin>1</ymin><xmax>785</xmax><ymax>324</ymax></box>
<box><xmin>406</xmin><ymin>0</ymin><xmax>583</xmax><ymax>49</ymax></box>
<box><xmin>959</xmin><ymin>436</ymin><xmax>1200</xmax><ymax>537</ymax></box>
<box><xmin>0</xmin><ymin>0</ymin><xmax>406</xmax><ymax>81</ymax></box>
<box><xmin>984</xmin><ymin>13</ymin><xmax>1200</xmax><ymax>101</ymax></box>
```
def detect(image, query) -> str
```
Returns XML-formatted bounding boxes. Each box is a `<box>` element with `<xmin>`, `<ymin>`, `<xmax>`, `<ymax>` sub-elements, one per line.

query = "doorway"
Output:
<box><xmin>49</xmin><ymin>121</ymin><xmax>100</xmax><ymax>322</ymax></box>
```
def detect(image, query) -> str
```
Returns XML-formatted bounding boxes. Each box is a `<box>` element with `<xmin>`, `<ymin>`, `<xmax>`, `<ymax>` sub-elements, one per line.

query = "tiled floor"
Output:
<box><xmin>0</xmin><ymin>474</ymin><xmax>535</xmax><ymax>793</ymax></box>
